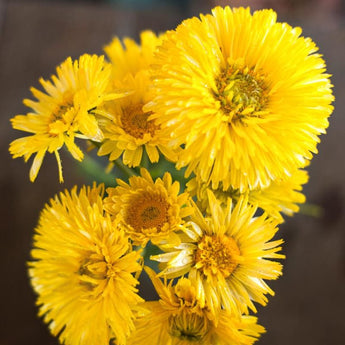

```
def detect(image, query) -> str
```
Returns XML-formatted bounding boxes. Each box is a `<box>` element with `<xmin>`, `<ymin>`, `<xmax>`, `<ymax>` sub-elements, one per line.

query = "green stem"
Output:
<box><xmin>299</xmin><ymin>203</ymin><xmax>324</xmax><ymax>218</ymax></box>
<box><xmin>77</xmin><ymin>154</ymin><xmax>117</xmax><ymax>186</ymax></box>
<box><xmin>113</xmin><ymin>158</ymin><xmax>137</xmax><ymax>177</ymax></box>
<box><xmin>89</xmin><ymin>140</ymin><xmax>137</xmax><ymax>178</ymax></box>
<box><xmin>141</xmin><ymin>150</ymin><xmax>149</xmax><ymax>170</ymax></box>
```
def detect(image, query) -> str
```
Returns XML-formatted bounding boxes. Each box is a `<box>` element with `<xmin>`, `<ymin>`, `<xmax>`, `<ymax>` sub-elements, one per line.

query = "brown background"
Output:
<box><xmin>0</xmin><ymin>0</ymin><xmax>344</xmax><ymax>344</ymax></box>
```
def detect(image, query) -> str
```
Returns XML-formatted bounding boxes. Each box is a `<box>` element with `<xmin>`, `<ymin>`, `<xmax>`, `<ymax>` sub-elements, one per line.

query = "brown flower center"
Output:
<box><xmin>121</xmin><ymin>103</ymin><xmax>159</xmax><ymax>139</ymax></box>
<box><xmin>124</xmin><ymin>193</ymin><xmax>170</xmax><ymax>231</ymax></box>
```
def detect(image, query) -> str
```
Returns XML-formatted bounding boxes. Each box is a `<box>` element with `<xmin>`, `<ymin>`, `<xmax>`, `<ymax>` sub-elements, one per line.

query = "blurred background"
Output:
<box><xmin>0</xmin><ymin>0</ymin><xmax>344</xmax><ymax>344</ymax></box>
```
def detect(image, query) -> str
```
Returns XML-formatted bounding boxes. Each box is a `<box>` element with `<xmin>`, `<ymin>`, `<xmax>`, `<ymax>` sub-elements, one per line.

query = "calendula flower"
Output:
<box><xmin>187</xmin><ymin>169</ymin><xmax>309</xmax><ymax>221</ymax></box>
<box><xmin>152</xmin><ymin>191</ymin><xmax>284</xmax><ymax>316</ymax></box>
<box><xmin>147</xmin><ymin>6</ymin><xmax>334</xmax><ymax>192</ymax></box>
<box><xmin>128</xmin><ymin>267</ymin><xmax>265</xmax><ymax>345</ymax></box>
<box><xmin>104</xmin><ymin>168</ymin><xmax>192</xmax><ymax>247</ymax></box>
<box><xmin>29</xmin><ymin>184</ymin><xmax>143</xmax><ymax>345</ymax></box>
<box><xmin>97</xmin><ymin>71</ymin><xmax>177</xmax><ymax>167</ymax></box>
<box><xmin>9</xmin><ymin>54</ymin><xmax>122</xmax><ymax>182</ymax></box>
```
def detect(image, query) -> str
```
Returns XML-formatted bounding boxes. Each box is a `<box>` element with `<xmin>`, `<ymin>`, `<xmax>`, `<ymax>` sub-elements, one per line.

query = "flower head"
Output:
<box><xmin>187</xmin><ymin>169</ymin><xmax>309</xmax><ymax>221</ymax></box>
<box><xmin>152</xmin><ymin>191</ymin><xmax>284</xmax><ymax>315</ymax></box>
<box><xmin>105</xmin><ymin>30</ymin><xmax>163</xmax><ymax>80</ymax></box>
<box><xmin>104</xmin><ymin>168</ymin><xmax>192</xmax><ymax>247</ymax></box>
<box><xmin>128</xmin><ymin>267</ymin><xmax>265</xmax><ymax>345</ymax></box>
<box><xmin>9</xmin><ymin>54</ymin><xmax>121</xmax><ymax>182</ymax></box>
<box><xmin>29</xmin><ymin>184</ymin><xmax>143</xmax><ymax>345</ymax></box>
<box><xmin>147</xmin><ymin>6</ymin><xmax>334</xmax><ymax>192</ymax></box>
<box><xmin>97</xmin><ymin>72</ymin><xmax>177</xmax><ymax>167</ymax></box>
<box><xmin>97</xmin><ymin>31</ymin><xmax>176</xmax><ymax>168</ymax></box>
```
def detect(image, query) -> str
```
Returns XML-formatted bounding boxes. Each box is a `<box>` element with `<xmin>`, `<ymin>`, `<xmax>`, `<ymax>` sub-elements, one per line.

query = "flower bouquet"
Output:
<box><xmin>9</xmin><ymin>6</ymin><xmax>333</xmax><ymax>345</ymax></box>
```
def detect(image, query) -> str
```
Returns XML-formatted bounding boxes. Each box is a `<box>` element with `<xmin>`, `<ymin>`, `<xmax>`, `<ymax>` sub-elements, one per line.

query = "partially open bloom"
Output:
<box><xmin>104</xmin><ymin>168</ymin><xmax>192</xmax><ymax>247</ymax></box>
<box><xmin>97</xmin><ymin>31</ymin><xmax>176</xmax><ymax>168</ymax></box>
<box><xmin>128</xmin><ymin>267</ymin><xmax>265</xmax><ymax>345</ymax></box>
<box><xmin>244</xmin><ymin>168</ymin><xmax>308</xmax><ymax>219</ymax></box>
<box><xmin>147</xmin><ymin>6</ymin><xmax>334</xmax><ymax>192</ymax></box>
<box><xmin>187</xmin><ymin>169</ymin><xmax>309</xmax><ymax>221</ymax></box>
<box><xmin>152</xmin><ymin>191</ymin><xmax>284</xmax><ymax>315</ymax></box>
<box><xmin>9</xmin><ymin>54</ymin><xmax>121</xmax><ymax>182</ymax></box>
<box><xmin>29</xmin><ymin>184</ymin><xmax>143</xmax><ymax>345</ymax></box>
<box><xmin>104</xmin><ymin>30</ymin><xmax>163</xmax><ymax>80</ymax></box>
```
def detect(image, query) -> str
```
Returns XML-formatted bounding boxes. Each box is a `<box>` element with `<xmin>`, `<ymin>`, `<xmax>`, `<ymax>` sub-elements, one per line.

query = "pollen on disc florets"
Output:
<box><xmin>195</xmin><ymin>234</ymin><xmax>241</xmax><ymax>278</ymax></box>
<box><xmin>215</xmin><ymin>64</ymin><xmax>270</xmax><ymax>121</ymax></box>
<box><xmin>124</xmin><ymin>192</ymin><xmax>170</xmax><ymax>234</ymax></box>
<box><xmin>121</xmin><ymin>103</ymin><xmax>159</xmax><ymax>139</ymax></box>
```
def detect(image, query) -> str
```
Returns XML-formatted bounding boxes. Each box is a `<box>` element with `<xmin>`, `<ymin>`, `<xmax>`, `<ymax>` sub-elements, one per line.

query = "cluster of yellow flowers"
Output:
<box><xmin>10</xmin><ymin>6</ymin><xmax>333</xmax><ymax>345</ymax></box>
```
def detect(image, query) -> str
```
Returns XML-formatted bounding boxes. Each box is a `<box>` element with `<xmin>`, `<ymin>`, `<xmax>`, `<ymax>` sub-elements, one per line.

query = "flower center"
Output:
<box><xmin>125</xmin><ymin>193</ymin><xmax>170</xmax><ymax>231</ymax></box>
<box><xmin>215</xmin><ymin>64</ymin><xmax>269</xmax><ymax>121</ymax></box>
<box><xmin>48</xmin><ymin>93</ymin><xmax>75</xmax><ymax>135</ymax></box>
<box><xmin>121</xmin><ymin>103</ymin><xmax>159</xmax><ymax>139</ymax></box>
<box><xmin>52</xmin><ymin>102</ymin><xmax>73</xmax><ymax>121</ymax></box>
<box><xmin>195</xmin><ymin>235</ymin><xmax>240</xmax><ymax>278</ymax></box>
<box><xmin>78</xmin><ymin>252</ymin><xmax>117</xmax><ymax>289</ymax></box>
<box><xmin>168</xmin><ymin>313</ymin><xmax>209</xmax><ymax>342</ymax></box>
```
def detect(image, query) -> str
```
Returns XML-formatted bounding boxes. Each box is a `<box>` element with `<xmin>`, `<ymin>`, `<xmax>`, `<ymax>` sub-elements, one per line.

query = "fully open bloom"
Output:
<box><xmin>152</xmin><ymin>191</ymin><xmax>284</xmax><ymax>316</ymax></box>
<box><xmin>147</xmin><ymin>6</ymin><xmax>334</xmax><ymax>192</ymax></box>
<box><xmin>29</xmin><ymin>184</ymin><xmax>143</xmax><ymax>345</ymax></box>
<box><xmin>97</xmin><ymin>71</ymin><xmax>177</xmax><ymax>167</ymax></box>
<box><xmin>128</xmin><ymin>267</ymin><xmax>265</xmax><ymax>345</ymax></box>
<box><xmin>104</xmin><ymin>168</ymin><xmax>192</xmax><ymax>247</ymax></box>
<box><xmin>9</xmin><ymin>54</ymin><xmax>123</xmax><ymax>182</ymax></box>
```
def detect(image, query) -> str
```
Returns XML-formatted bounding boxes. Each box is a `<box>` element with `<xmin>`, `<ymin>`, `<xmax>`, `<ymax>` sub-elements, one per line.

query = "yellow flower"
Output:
<box><xmin>9</xmin><ymin>54</ymin><xmax>121</xmax><ymax>182</ymax></box>
<box><xmin>187</xmin><ymin>169</ymin><xmax>309</xmax><ymax>221</ymax></box>
<box><xmin>29</xmin><ymin>184</ymin><xmax>143</xmax><ymax>345</ymax></box>
<box><xmin>245</xmin><ymin>168</ymin><xmax>308</xmax><ymax>219</ymax></box>
<box><xmin>128</xmin><ymin>267</ymin><xmax>265</xmax><ymax>345</ymax></box>
<box><xmin>152</xmin><ymin>191</ymin><xmax>284</xmax><ymax>316</ymax></box>
<box><xmin>104</xmin><ymin>30</ymin><xmax>163</xmax><ymax>80</ymax></box>
<box><xmin>97</xmin><ymin>71</ymin><xmax>177</xmax><ymax>167</ymax></box>
<box><xmin>147</xmin><ymin>6</ymin><xmax>334</xmax><ymax>192</ymax></box>
<box><xmin>97</xmin><ymin>31</ymin><xmax>176</xmax><ymax>167</ymax></box>
<box><xmin>104</xmin><ymin>168</ymin><xmax>192</xmax><ymax>247</ymax></box>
